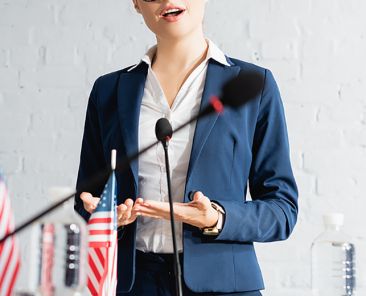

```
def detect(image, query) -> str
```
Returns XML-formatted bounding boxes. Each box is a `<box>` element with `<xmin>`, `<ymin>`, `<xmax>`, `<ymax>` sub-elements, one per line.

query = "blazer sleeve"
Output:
<box><xmin>214</xmin><ymin>69</ymin><xmax>299</xmax><ymax>243</ymax></box>
<box><xmin>74</xmin><ymin>78</ymin><xmax>107</xmax><ymax>222</ymax></box>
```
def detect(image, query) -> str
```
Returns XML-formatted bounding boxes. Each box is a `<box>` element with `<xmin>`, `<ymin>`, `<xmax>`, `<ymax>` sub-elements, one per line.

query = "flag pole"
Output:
<box><xmin>111</xmin><ymin>150</ymin><xmax>116</xmax><ymax>171</ymax></box>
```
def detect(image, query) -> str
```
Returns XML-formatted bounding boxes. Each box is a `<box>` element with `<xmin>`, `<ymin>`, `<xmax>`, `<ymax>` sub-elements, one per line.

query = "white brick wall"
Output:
<box><xmin>1</xmin><ymin>0</ymin><xmax>366</xmax><ymax>295</ymax></box>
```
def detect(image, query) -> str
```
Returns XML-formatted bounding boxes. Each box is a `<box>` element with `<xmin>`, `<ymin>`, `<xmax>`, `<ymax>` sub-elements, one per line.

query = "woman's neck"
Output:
<box><xmin>153</xmin><ymin>31</ymin><xmax>208</xmax><ymax>73</ymax></box>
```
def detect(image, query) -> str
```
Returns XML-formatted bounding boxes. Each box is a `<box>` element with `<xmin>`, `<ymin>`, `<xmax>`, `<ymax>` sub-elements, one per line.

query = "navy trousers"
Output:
<box><xmin>118</xmin><ymin>250</ymin><xmax>262</xmax><ymax>296</ymax></box>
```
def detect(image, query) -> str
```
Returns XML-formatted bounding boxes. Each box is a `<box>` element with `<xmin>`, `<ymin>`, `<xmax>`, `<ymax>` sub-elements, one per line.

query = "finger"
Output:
<box><xmin>117</xmin><ymin>205</ymin><xmax>131</xmax><ymax>226</ymax></box>
<box><xmin>141</xmin><ymin>200</ymin><xmax>170</xmax><ymax>212</ymax></box>
<box><xmin>137</xmin><ymin>206</ymin><xmax>168</xmax><ymax>219</ymax></box>
<box><xmin>117</xmin><ymin>204</ymin><xmax>127</xmax><ymax>219</ymax></box>
<box><xmin>135</xmin><ymin>197</ymin><xmax>144</xmax><ymax>205</ymax></box>
<box><xmin>120</xmin><ymin>199</ymin><xmax>134</xmax><ymax>222</ymax></box>
<box><xmin>191</xmin><ymin>191</ymin><xmax>207</xmax><ymax>206</ymax></box>
<box><xmin>125</xmin><ymin>198</ymin><xmax>134</xmax><ymax>207</ymax></box>
<box><xmin>123</xmin><ymin>207</ymin><xmax>132</xmax><ymax>221</ymax></box>
<box><xmin>192</xmin><ymin>191</ymin><xmax>203</xmax><ymax>202</ymax></box>
<box><xmin>81</xmin><ymin>193</ymin><xmax>100</xmax><ymax>206</ymax></box>
<box><xmin>136</xmin><ymin>205</ymin><xmax>160</xmax><ymax>215</ymax></box>
<box><xmin>80</xmin><ymin>192</ymin><xmax>93</xmax><ymax>203</ymax></box>
<box><xmin>192</xmin><ymin>192</ymin><xmax>211</xmax><ymax>208</ymax></box>
<box><xmin>132</xmin><ymin>198</ymin><xmax>144</xmax><ymax>212</ymax></box>
<box><xmin>137</xmin><ymin>212</ymin><xmax>162</xmax><ymax>220</ymax></box>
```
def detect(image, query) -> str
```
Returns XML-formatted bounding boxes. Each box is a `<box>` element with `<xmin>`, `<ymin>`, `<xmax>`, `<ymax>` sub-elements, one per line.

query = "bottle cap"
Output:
<box><xmin>323</xmin><ymin>213</ymin><xmax>344</xmax><ymax>226</ymax></box>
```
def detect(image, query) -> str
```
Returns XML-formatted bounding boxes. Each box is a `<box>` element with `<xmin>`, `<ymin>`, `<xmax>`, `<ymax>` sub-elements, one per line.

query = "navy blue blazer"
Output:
<box><xmin>75</xmin><ymin>56</ymin><xmax>298</xmax><ymax>293</ymax></box>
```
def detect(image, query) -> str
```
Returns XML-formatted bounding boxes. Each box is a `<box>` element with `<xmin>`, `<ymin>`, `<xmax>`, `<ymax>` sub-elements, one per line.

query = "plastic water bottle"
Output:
<box><xmin>311</xmin><ymin>213</ymin><xmax>356</xmax><ymax>296</ymax></box>
<box><xmin>18</xmin><ymin>187</ymin><xmax>88</xmax><ymax>296</ymax></box>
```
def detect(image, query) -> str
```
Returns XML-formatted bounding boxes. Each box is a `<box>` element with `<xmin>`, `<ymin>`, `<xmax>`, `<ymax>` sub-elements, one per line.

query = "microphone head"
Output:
<box><xmin>155</xmin><ymin>118</ymin><xmax>173</xmax><ymax>142</ymax></box>
<box><xmin>221</xmin><ymin>71</ymin><xmax>263</xmax><ymax>108</ymax></box>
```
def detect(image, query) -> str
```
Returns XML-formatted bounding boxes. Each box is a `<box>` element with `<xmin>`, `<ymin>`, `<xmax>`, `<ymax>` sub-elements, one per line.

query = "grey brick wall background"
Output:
<box><xmin>1</xmin><ymin>0</ymin><xmax>366</xmax><ymax>295</ymax></box>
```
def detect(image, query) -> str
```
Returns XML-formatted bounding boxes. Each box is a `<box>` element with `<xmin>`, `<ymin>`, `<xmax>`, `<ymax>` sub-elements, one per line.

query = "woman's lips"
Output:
<box><xmin>160</xmin><ymin>7</ymin><xmax>186</xmax><ymax>23</ymax></box>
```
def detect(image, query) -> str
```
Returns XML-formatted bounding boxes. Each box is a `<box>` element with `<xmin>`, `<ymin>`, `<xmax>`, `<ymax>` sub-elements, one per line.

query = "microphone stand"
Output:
<box><xmin>0</xmin><ymin>98</ymin><xmax>221</xmax><ymax>245</ymax></box>
<box><xmin>0</xmin><ymin>71</ymin><xmax>262</xmax><ymax>244</ymax></box>
<box><xmin>161</xmin><ymin>138</ymin><xmax>183</xmax><ymax>296</ymax></box>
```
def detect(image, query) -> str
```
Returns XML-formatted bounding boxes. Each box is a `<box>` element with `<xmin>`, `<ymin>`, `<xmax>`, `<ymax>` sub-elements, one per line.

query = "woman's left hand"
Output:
<box><xmin>134</xmin><ymin>191</ymin><xmax>219</xmax><ymax>229</ymax></box>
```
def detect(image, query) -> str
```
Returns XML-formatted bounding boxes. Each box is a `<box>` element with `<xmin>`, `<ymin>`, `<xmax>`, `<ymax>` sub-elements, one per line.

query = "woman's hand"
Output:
<box><xmin>116</xmin><ymin>198</ymin><xmax>144</xmax><ymax>227</ymax></box>
<box><xmin>135</xmin><ymin>191</ymin><xmax>219</xmax><ymax>229</ymax></box>
<box><xmin>80</xmin><ymin>192</ymin><xmax>144</xmax><ymax>227</ymax></box>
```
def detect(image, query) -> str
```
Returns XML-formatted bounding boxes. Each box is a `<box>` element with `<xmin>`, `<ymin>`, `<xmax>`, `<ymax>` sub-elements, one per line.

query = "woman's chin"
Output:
<box><xmin>153</xmin><ymin>25</ymin><xmax>202</xmax><ymax>42</ymax></box>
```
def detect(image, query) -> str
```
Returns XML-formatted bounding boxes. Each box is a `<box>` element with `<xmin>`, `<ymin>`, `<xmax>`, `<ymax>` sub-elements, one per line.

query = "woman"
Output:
<box><xmin>75</xmin><ymin>0</ymin><xmax>298</xmax><ymax>295</ymax></box>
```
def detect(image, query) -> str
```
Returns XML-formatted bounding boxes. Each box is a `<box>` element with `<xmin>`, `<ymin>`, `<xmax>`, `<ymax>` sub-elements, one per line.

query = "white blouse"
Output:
<box><xmin>132</xmin><ymin>39</ymin><xmax>230</xmax><ymax>253</ymax></box>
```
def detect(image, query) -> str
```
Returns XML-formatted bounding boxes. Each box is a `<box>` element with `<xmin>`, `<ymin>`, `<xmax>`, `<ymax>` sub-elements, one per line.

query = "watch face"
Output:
<box><xmin>202</xmin><ymin>202</ymin><xmax>225</xmax><ymax>236</ymax></box>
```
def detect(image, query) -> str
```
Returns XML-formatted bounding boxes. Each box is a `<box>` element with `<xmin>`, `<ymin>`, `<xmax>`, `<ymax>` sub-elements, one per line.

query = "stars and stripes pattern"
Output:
<box><xmin>0</xmin><ymin>174</ymin><xmax>20</xmax><ymax>296</ymax></box>
<box><xmin>87</xmin><ymin>172</ymin><xmax>118</xmax><ymax>296</ymax></box>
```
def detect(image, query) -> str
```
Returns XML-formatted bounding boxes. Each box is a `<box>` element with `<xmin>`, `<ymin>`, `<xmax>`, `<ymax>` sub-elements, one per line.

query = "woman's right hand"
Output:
<box><xmin>80</xmin><ymin>192</ymin><xmax>144</xmax><ymax>227</ymax></box>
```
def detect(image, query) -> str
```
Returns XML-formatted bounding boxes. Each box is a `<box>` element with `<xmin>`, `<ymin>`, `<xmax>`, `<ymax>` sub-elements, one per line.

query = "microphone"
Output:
<box><xmin>222</xmin><ymin>70</ymin><xmax>263</xmax><ymax>107</ymax></box>
<box><xmin>196</xmin><ymin>70</ymin><xmax>263</xmax><ymax>119</ymax></box>
<box><xmin>172</xmin><ymin>70</ymin><xmax>263</xmax><ymax>136</ymax></box>
<box><xmin>155</xmin><ymin>118</ymin><xmax>183</xmax><ymax>296</ymax></box>
<box><xmin>0</xmin><ymin>70</ymin><xmax>263</xmax><ymax>244</ymax></box>
<box><xmin>155</xmin><ymin>118</ymin><xmax>173</xmax><ymax>143</ymax></box>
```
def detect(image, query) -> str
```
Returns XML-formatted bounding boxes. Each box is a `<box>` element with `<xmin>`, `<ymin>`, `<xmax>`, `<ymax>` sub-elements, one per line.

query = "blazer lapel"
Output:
<box><xmin>186</xmin><ymin>59</ymin><xmax>241</xmax><ymax>184</ymax></box>
<box><xmin>117</xmin><ymin>63</ymin><xmax>148</xmax><ymax>190</ymax></box>
<box><xmin>116</xmin><ymin>60</ymin><xmax>240</xmax><ymax>191</ymax></box>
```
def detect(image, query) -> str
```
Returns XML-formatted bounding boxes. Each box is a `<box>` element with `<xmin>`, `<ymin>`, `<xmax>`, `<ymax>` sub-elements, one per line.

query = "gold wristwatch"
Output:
<box><xmin>202</xmin><ymin>202</ymin><xmax>225</xmax><ymax>236</ymax></box>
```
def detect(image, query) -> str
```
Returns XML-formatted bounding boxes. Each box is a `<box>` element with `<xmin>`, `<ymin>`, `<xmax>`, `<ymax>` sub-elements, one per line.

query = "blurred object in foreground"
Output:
<box><xmin>15</xmin><ymin>187</ymin><xmax>87</xmax><ymax>296</ymax></box>
<box><xmin>311</xmin><ymin>213</ymin><xmax>355</xmax><ymax>296</ymax></box>
<box><xmin>0</xmin><ymin>173</ymin><xmax>21</xmax><ymax>296</ymax></box>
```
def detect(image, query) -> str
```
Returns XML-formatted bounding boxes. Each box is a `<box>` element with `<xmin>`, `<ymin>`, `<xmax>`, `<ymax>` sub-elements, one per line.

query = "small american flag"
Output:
<box><xmin>0</xmin><ymin>174</ymin><xmax>20</xmax><ymax>296</ymax></box>
<box><xmin>87</xmin><ymin>172</ymin><xmax>118</xmax><ymax>296</ymax></box>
